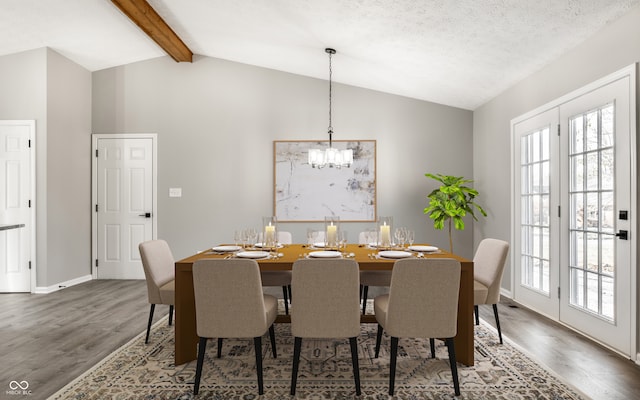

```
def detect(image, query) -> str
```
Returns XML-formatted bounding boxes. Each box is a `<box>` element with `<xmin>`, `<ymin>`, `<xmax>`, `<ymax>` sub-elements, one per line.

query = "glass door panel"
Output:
<box><xmin>513</xmin><ymin>108</ymin><xmax>559</xmax><ymax>318</ymax></box>
<box><xmin>559</xmin><ymin>75</ymin><xmax>632</xmax><ymax>356</ymax></box>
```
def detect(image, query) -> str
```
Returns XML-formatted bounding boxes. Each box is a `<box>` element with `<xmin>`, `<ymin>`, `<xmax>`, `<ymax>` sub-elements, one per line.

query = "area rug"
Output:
<box><xmin>50</xmin><ymin>312</ymin><xmax>589</xmax><ymax>399</ymax></box>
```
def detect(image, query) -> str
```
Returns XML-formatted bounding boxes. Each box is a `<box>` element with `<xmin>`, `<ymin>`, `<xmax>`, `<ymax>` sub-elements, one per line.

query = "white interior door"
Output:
<box><xmin>94</xmin><ymin>135</ymin><xmax>156</xmax><ymax>279</ymax></box>
<box><xmin>0</xmin><ymin>121</ymin><xmax>34</xmax><ymax>292</ymax></box>
<box><xmin>559</xmin><ymin>76</ymin><xmax>633</xmax><ymax>356</ymax></box>
<box><xmin>512</xmin><ymin>66</ymin><xmax>636</xmax><ymax>358</ymax></box>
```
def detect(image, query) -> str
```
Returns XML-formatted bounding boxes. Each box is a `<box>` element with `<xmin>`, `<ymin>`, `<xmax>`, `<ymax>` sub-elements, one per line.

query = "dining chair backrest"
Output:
<box><xmin>358</xmin><ymin>231</ymin><xmax>367</xmax><ymax>244</ymax></box>
<box><xmin>278</xmin><ymin>231</ymin><xmax>293</xmax><ymax>244</ymax></box>
<box><xmin>291</xmin><ymin>258</ymin><xmax>360</xmax><ymax>338</ymax></box>
<box><xmin>258</xmin><ymin>230</ymin><xmax>293</xmax><ymax>244</ymax></box>
<box><xmin>473</xmin><ymin>238</ymin><xmax>509</xmax><ymax>305</ymax></box>
<box><xmin>192</xmin><ymin>259</ymin><xmax>269</xmax><ymax>339</ymax></box>
<box><xmin>139</xmin><ymin>239</ymin><xmax>175</xmax><ymax>304</ymax></box>
<box><xmin>385</xmin><ymin>258</ymin><xmax>461</xmax><ymax>339</ymax></box>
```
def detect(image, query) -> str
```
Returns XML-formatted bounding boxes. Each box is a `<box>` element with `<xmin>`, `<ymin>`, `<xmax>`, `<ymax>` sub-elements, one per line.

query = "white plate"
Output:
<box><xmin>378</xmin><ymin>250</ymin><xmax>413</xmax><ymax>259</ymax></box>
<box><xmin>236</xmin><ymin>251</ymin><xmax>270</xmax><ymax>259</ymax></box>
<box><xmin>308</xmin><ymin>250</ymin><xmax>342</xmax><ymax>258</ymax></box>
<box><xmin>312</xmin><ymin>242</ymin><xmax>326</xmax><ymax>248</ymax></box>
<box><xmin>211</xmin><ymin>245</ymin><xmax>242</xmax><ymax>252</ymax></box>
<box><xmin>254</xmin><ymin>243</ymin><xmax>284</xmax><ymax>249</ymax></box>
<box><xmin>408</xmin><ymin>245</ymin><xmax>438</xmax><ymax>252</ymax></box>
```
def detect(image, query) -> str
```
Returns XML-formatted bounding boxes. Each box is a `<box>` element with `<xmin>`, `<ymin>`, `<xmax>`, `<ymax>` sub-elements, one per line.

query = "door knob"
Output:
<box><xmin>615</xmin><ymin>230</ymin><xmax>628</xmax><ymax>240</ymax></box>
<box><xmin>139</xmin><ymin>212</ymin><xmax>152</xmax><ymax>218</ymax></box>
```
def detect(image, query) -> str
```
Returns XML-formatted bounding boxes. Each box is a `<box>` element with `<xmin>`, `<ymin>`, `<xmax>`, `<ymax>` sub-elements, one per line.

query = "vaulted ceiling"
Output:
<box><xmin>1</xmin><ymin>0</ymin><xmax>638</xmax><ymax>110</ymax></box>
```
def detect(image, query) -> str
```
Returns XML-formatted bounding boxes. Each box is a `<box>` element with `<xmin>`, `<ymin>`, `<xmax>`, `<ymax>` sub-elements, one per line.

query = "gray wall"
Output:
<box><xmin>473</xmin><ymin>5</ymin><xmax>640</xmax><ymax>294</ymax></box>
<box><xmin>46</xmin><ymin>49</ymin><xmax>92</xmax><ymax>285</ymax></box>
<box><xmin>92</xmin><ymin>55</ymin><xmax>475</xmax><ymax>260</ymax></box>
<box><xmin>0</xmin><ymin>48</ymin><xmax>92</xmax><ymax>288</ymax></box>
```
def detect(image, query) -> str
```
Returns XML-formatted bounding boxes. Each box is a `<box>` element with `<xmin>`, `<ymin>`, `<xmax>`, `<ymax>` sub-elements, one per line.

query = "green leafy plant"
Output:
<box><xmin>423</xmin><ymin>173</ymin><xmax>487</xmax><ymax>253</ymax></box>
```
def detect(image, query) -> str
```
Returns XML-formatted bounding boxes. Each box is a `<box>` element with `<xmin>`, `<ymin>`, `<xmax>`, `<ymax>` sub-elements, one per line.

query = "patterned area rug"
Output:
<box><xmin>50</xmin><ymin>311</ymin><xmax>589</xmax><ymax>399</ymax></box>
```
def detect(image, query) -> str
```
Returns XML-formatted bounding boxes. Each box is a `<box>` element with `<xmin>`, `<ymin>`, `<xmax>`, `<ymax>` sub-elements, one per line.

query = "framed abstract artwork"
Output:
<box><xmin>273</xmin><ymin>140</ymin><xmax>376</xmax><ymax>222</ymax></box>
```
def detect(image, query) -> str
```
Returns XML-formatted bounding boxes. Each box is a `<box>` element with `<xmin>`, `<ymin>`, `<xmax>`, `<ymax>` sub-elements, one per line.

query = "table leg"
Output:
<box><xmin>175</xmin><ymin>266</ymin><xmax>198</xmax><ymax>365</ymax></box>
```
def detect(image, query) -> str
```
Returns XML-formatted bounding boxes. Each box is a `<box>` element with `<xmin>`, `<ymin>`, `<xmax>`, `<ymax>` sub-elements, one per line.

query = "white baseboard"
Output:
<box><xmin>500</xmin><ymin>287</ymin><xmax>513</xmax><ymax>299</ymax></box>
<box><xmin>34</xmin><ymin>274</ymin><xmax>93</xmax><ymax>294</ymax></box>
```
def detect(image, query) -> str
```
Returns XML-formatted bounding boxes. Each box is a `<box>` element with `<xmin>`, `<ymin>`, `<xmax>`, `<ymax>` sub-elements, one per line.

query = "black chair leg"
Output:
<box><xmin>217</xmin><ymin>338</ymin><xmax>223</xmax><ymax>358</ymax></box>
<box><xmin>145</xmin><ymin>304</ymin><xmax>155</xmax><ymax>344</ymax></box>
<box><xmin>349</xmin><ymin>337</ymin><xmax>361</xmax><ymax>396</ymax></box>
<box><xmin>375</xmin><ymin>324</ymin><xmax>384</xmax><ymax>358</ymax></box>
<box><xmin>493</xmin><ymin>304</ymin><xmax>503</xmax><ymax>344</ymax></box>
<box><xmin>429</xmin><ymin>338</ymin><xmax>436</xmax><ymax>358</ymax></box>
<box><xmin>287</xmin><ymin>285</ymin><xmax>292</xmax><ymax>304</ymax></box>
<box><xmin>269</xmin><ymin>324</ymin><xmax>277</xmax><ymax>358</ymax></box>
<box><xmin>389</xmin><ymin>336</ymin><xmax>399</xmax><ymax>395</ymax></box>
<box><xmin>254</xmin><ymin>336</ymin><xmax>264</xmax><ymax>395</ymax></box>
<box><xmin>194</xmin><ymin>337</ymin><xmax>207</xmax><ymax>395</ymax></box>
<box><xmin>282</xmin><ymin>286</ymin><xmax>289</xmax><ymax>315</ymax></box>
<box><xmin>290</xmin><ymin>337</ymin><xmax>302</xmax><ymax>395</ymax></box>
<box><xmin>168</xmin><ymin>305</ymin><xmax>174</xmax><ymax>326</ymax></box>
<box><xmin>362</xmin><ymin>285</ymin><xmax>369</xmax><ymax>314</ymax></box>
<box><xmin>445</xmin><ymin>337</ymin><xmax>461</xmax><ymax>396</ymax></box>
<box><xmin>474</xmin><ymin>305</ymin><xmax>479</xmax><ymax>325</ymax></box>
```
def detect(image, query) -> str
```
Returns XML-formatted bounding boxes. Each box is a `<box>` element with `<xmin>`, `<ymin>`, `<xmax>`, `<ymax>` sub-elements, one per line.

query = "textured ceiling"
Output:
<box><xmin>1</xmin><ymin>0</ymin><xmax>638</xmax><ymax>110</ymax></box>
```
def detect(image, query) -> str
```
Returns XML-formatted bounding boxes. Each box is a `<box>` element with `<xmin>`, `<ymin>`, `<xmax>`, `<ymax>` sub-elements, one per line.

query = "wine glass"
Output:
<box><xmin>307</xmin><ymin>229</ymin><xmax>317</xmax><ymax>246</ymax></box>
<box><xmin>406</xmin><ymin>229</ymin><xmax>415</xmax><ymax>248</ymax></box>
<box><xmin>235</xmin><ymin>230</ymin><xmax>242</xmax><ymax>248</ymax></box>
<box><xmin>367</xmin><ymin>229</ymin><xmax>378</xmax><ymax>248</ymax></box>
<box><xmin>394</xmin><ymin>227</ymin><xmax>406</xmax><ymax>249</ymax></box>
<box><xmin>339</xmin><ymin>230</ymin><xmax>348</xmax><ymax>254</ymax></box>
<box><xmin>246</xmin><ymin>228</ymin><xmax>258</xmax><ymax>248</ymax></box>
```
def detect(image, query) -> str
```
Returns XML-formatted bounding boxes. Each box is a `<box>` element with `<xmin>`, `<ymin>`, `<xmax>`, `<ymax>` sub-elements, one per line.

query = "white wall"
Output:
<box><xmin>92</xmin><ymin>55</ymin><xmax>476</xmax><ymax>260</ymax></box>
<box><xmin>473</xmin><ymin>4</ymin><xmax>640</xmax><ymax>349</ymax></box>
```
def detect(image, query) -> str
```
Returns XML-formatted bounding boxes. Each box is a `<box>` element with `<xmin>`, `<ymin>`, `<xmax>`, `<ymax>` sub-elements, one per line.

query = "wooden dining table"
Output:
<box><xmin>174</xmin><ymin>243</ymin><xmax>475</xmax><ymax>366</ymax></box>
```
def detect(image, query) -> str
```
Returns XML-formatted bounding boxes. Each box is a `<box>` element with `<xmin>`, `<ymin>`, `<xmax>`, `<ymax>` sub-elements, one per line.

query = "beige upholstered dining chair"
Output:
<box><xmin>358</xmin><ymin>231</ymin><xmax>391</xmax><ymax>314</ymax></box>
<box><xmin>374</xmin><ymin>258</ymin><xmax>462</xmax><ymax>396</ymax></box>
<box><xmin>473</xmin><ymin>238</ymin><xmax>510</xmax><ymax>344</ymax></box>
<box><xmin>138</xmin><ymin>239</ymin><xmax>175</xmax><ymax>344</ymax></box>
<box><xmin>290</xmin><ymin>258</ymin><xmax>361</xmax><ymax>396</ymax></box>
<box><xmin>192</xmin><ymin>258</ymin><xmax>278</xmax><ymax>396</ymax></box>
<box><xmin>260</xmin><ymin>230</ymin><xmax>293</xmax><ymax>314</ymax></box>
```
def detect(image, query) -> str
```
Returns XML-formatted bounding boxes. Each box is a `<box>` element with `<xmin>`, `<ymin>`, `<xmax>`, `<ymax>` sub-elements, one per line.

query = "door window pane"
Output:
<box><xmin>520</xmin><ymin>127</ymin><xmax>550</xmax><ymax>294</ymax></box>
<box><xmin>571</xmin><ymin>115</ymin><xmax>584</xmax><ymax>153</ymax></box>
<box><xmin>568</xmin><ymin>103</ymin><xmax>616</xmax><ymax>322</ymax></box>
<box><xmin>602</xmin><ymin>276</ymin><xmax>614</xmax><ymax>319</ymax></box>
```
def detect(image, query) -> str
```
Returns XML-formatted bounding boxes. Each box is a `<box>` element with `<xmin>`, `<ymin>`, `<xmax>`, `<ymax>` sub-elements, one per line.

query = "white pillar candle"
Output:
<box><xmin>326</xmin><ymin>223</ymin><xmax>337</xmax><ymax>247</ymax></box>
<box><xmin>379</xmin><ymin>222</ymin><xmax>391</xmax><ymax>247</ymax></box>
<box><xmin>265</xmin><ymin>223</ymin><xmax>276</xmax><ymax>246</ymax></box>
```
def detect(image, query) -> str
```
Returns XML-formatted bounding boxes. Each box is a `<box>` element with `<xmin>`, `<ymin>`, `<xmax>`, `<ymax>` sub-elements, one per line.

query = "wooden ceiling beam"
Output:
<box><xmin>111</xmin><ymin>0</ymin><xmax>193</xmax><ymax>63</ymax></box>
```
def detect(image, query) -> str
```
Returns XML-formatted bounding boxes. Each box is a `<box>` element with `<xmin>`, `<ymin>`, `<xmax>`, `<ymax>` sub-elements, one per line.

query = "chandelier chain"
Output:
<box><xmin>328</xmin><ymin>49</ymin><xmax>333</xmax><ymax>144</ymax></box>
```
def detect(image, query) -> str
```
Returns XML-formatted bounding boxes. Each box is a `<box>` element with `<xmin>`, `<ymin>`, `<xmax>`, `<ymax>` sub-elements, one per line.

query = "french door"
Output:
<box><xmin>513</xmin><ymin>66</ymin><xmax>636</xmax><ymax>357</ymax></box>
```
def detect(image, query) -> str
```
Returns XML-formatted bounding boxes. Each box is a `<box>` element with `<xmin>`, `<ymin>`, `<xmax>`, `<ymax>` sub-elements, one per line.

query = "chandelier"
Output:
<box><xmin>308</xmin><ymin>48</ymin><xmax>353</xmax><ymax>169</ymax></box>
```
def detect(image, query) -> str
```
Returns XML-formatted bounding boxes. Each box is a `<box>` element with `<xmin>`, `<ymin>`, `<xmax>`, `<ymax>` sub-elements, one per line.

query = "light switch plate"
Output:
<box><xmin>169</xmin><ymin>188</ymin><xmax>182</xmax><ymax>198</ymax></box>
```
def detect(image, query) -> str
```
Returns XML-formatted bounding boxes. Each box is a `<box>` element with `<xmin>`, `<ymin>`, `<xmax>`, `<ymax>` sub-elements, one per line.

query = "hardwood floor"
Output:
<box><xmin>1</xmin><ymin>280</ymin><xmax>639</xmax><ymax>399</ymax></box>
<box><xmin>0</xmin><ymin>280</ymin><xmax>169</xmax><ymax>400</ymax></box>
<box><xmin>478</xmin><ymin>297</ymin><xmax>640</xmax><ymax>400</ymax></box>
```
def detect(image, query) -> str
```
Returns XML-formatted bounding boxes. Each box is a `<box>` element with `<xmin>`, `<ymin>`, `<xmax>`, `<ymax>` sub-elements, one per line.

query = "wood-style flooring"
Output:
<box><xmin>0</xmin><ymin>280</ymin><xmax>639</xmax><ymax>399</ymax></box>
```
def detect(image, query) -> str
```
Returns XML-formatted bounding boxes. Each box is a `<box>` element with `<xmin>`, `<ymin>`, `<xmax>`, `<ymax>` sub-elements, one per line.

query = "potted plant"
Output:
<box><xmin>423</xmin><ymin>173</ymin><xmax>487</xmax><ymax>253</ymax></box>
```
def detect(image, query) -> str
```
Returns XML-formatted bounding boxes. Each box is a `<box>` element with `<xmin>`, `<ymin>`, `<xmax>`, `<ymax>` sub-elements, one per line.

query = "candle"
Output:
<box><xmin>265</xmin><ymin>223</ymin><xmax>276</xmax><ymax>247</ymax></box>
<box><xmin>326</xmin><ymin>223</ymin><xmax>337</xmax><ymax>247</ymax></box>
<box><xmin>379</xmin><ymin>222</ymin><xmax>391</xmax><ymax>247</ymax></box>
